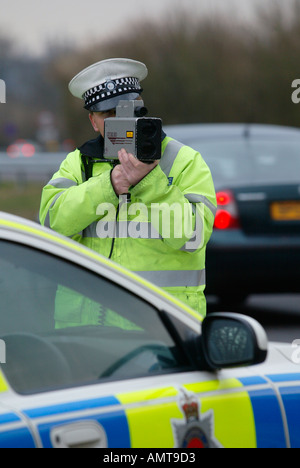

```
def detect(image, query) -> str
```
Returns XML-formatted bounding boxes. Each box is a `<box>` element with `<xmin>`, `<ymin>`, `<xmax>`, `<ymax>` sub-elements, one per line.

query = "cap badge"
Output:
<box><xmin>106</xmin><ymin>81</ymin><xmax>116</xmax><ymax>92</ymax></box>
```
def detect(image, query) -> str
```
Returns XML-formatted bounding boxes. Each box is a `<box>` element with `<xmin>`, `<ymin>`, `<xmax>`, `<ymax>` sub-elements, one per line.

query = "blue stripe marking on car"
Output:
<box><xmin>0</xmin><ymin>413</ymin><xmax>21</xmax><ymax>425</ymax></box>
<box><xmin>238</xmin><ymin>376</ymin><xmax>268</xmax><ymax>386</ymax></box>
<box><xmin>0</xmin><ymin>428</ymin><xmax>36</xmax><ymax>448</ymax></box>
<box><xmin>23</xmin><ymin>396</ymin><xmax>131</xmax><ymax>448</ymax></box>
<box><xmin>247</xmin><ymin>388</ymin><xmax>287</xmax><ymax>448</ymax></box>
<box><xmin>37</xmin><ymin>411</ymin><xmax>131</xmax><ymax>448</ymax></box>
<box><xmin>23</xmin><ymin>395</ymin><xmax>120</xmax><ymax>418</ymax></box>
<box><xmin>279</xmin><ymin>385</ymin><xmax>300</xmax><ymax>449</ymax></box>
<box><xmin>266</xmin><ymin>373</ymin><xmax>300</xmax><ymax>383</ymax></box>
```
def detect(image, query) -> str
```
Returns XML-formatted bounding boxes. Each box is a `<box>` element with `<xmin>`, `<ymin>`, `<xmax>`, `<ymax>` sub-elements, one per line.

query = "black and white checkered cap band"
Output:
<box><xmin>83</xmin><ymin>77</ymin><xmax>142</xmax><ymax>109</ymax></box>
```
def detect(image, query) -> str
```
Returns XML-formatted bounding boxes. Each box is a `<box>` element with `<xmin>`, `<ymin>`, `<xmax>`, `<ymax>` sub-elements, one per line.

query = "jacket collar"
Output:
<box><xmin>78</xmin><ymin>135</ymin><xmax>104</xmax><ymax>159</ymax></box>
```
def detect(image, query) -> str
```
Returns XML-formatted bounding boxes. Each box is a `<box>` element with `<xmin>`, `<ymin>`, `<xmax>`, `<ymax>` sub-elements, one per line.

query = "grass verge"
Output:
<box><xmin>0</xmin><ymin>182</ymin><xmax>44</xmax><ymax>221</ymax></box>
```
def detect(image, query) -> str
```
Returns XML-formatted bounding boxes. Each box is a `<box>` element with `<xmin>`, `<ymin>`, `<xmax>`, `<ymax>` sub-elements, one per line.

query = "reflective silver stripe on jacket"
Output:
<box><xmin>160</xmin><ymin>139</ymin><xmax>216</xmax><ymax>219</ymax></box>
<box><xmin>48</xmin><ymin>177</ymin><xmax>77</xmax><ymax>189</ymax></box>
<box><xmin>180</xmin><ymin>203</ymin><xmax>202</xmax><ymax>252</ymax></box>
<box><xmin>44</xmin><ymin>178</ymin><xmax>77</xmax><ymax>228</ymax></box>
<box><xmin>83</xmin><ymin>221</ymin><xmax>162</xmax><ymax>240</ymax></box>
<box><xmin>135</xmin><ymin>269</ymin><xmax>206</xmax><ymax>288</ymax></box>
<box><xmin>185</xmin><ymin>193</ymin><xmax>217</xmax><ymax>218</ymax></box>
<box><xmin>84</xmin><ymin>218</ymin><xmax>198</xmax><ymax>246</ymax></box>
<box><xmin>159</xmin><ymin>138</ymin><xmax>185</xmax><ymax>177</ymax></box>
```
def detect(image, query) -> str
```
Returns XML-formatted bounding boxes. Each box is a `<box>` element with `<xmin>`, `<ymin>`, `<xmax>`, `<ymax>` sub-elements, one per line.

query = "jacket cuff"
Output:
<box><xmin>129</xmin><ymin>165</ymin><xmax>168</xmax><ymax>202</ymax></box>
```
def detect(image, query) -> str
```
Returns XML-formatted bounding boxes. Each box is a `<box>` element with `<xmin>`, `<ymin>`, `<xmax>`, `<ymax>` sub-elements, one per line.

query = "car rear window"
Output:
<box><xmin>188</xmin><ymin>138</ymin><xmax>300</xmax><ymax>185</ymax></box>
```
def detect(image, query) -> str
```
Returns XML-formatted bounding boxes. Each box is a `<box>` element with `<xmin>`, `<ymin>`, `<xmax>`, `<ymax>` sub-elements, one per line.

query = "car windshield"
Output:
<box><xmin>188</xmin><ymin>138</ymin><xmax>300</xmax><ymax>185</ymax></box>
<box><xmin>0</xmin><ymin>240</ymin><xmax>190</xmax><ymax>394</ymax></box>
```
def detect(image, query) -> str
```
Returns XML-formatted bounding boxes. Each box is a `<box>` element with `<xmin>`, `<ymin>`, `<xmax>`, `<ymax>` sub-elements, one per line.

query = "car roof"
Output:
<box><xmin>164</xmin><ymin>123</ymin><xmax>300</xmax><ymax>140</ymax></box>
<box><xmin>0</xmin><ymin>211</ymin><xmax>202</xmax><ymax>325</ymax></box>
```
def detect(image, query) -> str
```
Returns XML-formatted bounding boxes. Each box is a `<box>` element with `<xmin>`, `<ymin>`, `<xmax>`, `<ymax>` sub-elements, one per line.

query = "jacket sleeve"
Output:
<box><xmin>129</xmin><ymin>145</ymin><xmax>217</xmax><ymax>252</ymax></box>
<box><xmin>39</xmin><ymin>149</ymin><xmax>119</xmax><ymax>237</ymax></box>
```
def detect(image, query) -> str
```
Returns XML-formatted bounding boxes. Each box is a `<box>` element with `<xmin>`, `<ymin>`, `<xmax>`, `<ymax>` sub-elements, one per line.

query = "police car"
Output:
<box><xmin>0</xmin><ymin>212</ymin><xmax>299</xmax><ymax>448</ymax></box>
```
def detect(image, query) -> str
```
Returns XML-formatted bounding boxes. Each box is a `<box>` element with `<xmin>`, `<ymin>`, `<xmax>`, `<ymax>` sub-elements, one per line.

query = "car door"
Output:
<box><xmin>0</xmin><ymin>404</ymin><xmax>37</xmax><ymax>448</ymax></box>
<box><xmin>0</xmin><ymin>234</ymin><xmax>287</xmax><ymax>448</ymax></box>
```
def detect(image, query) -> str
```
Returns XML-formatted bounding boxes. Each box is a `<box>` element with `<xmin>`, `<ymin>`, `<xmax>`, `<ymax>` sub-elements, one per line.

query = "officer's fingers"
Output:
<box><xmin>118</xmin><ymin>148</ymin><xmax>130</xmax><ymax>163</ymax></box>
<box><xmin>148</xmin><ymin>160</ymin><xmax>159</xmax><ymax>170</ymax></box>
<box><xmin>126</xmin><ymin>152</ymin><xmax>139</xmax><ymax>166</ymax></box>
<box><xmin>127</xmin><ymin>153</ymin><xmax>158</xmax><ymax>171</ymax></box>
<box><xmin>119</xmin><ymin>149</ymin><xmax>138</xmax><ymax>169</ymax></box>
<box><xmin>119</xmin><ymin>156</ymin><xmax>137</xmax><ymax>179</ymax></box>
<box><xmin>111</xmin><ymin>178</ymin><xmax>130</xmax><ymax>195</ymax></box>
<box><xmin>111</xmin><ymin>164</ymin><xmax>122</xmax><ymax>180</ymax></box>
<box><xmin>111</xmin><ymin>165</ymin><xmax>129</xmax><ymax>192</ymax></box>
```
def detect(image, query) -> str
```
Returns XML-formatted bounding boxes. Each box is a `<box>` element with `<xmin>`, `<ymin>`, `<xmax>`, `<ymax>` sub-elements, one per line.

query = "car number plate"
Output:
<box><xmin>270</xmin><ymin>201</ymin><xmax>300</xmax><ymax>221</ymax></box>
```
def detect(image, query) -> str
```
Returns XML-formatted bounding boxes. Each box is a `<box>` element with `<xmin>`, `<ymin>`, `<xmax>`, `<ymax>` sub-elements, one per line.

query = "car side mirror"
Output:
<box><xmin>201</xmin><ymin>312</ymin><xmax>268</xmax><ymax>370</ymax></box>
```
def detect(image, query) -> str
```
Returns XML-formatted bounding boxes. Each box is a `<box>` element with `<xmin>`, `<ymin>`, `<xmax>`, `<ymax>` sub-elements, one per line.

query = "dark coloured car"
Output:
<box><xmin>165</xmin><ymin>123</ymin><xmax>300</xmax><ymax>304</ymax></box>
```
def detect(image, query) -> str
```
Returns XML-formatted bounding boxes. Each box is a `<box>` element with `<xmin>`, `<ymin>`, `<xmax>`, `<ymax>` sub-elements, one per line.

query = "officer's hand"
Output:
<box><xmin>118</xmin><ymin>148</ymin><xmax>159</xmax><ymax>188</ymax></box>
<box><xmin>111</xmin><ymin>164</ymin><xmax>131</xmax><ymax>195</ymax></box>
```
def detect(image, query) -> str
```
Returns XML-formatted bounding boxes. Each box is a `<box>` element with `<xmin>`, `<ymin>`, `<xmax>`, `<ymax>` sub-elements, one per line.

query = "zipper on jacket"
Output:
<box><xmin>108</xmin><ymin>203</ymin><xmax>119</xmax><ymax>259</ymax></box>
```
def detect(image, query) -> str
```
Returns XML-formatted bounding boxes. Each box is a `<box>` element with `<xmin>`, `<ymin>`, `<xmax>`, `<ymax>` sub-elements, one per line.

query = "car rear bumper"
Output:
<box><xmin>205</xmin><ymin>230</ymin><xmax>300</xmax><ymax>295</ymax></box>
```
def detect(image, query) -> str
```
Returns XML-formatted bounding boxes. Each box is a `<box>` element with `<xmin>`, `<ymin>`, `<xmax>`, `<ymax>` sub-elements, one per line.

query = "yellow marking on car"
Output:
<box><xmin>184</xmin><ymin>378</ymin><xmax>243</xmax><ymax>394</ymax></box>
<box><xmin>184</xmin><ymin>379</ymin><xmax>257</xmax><ymax>448</ymax></box>
<box><xmin>118</xmin><ymin>386</ymin><xmax>182</xmax><ymax>448</ymax></box>
<box><xmin>118</xmin><ymin>379</ymin><xmax>257</xmax><ymax>448</ymax></box>
<box><xmin>0</xmin><ymin>370</ymin><xmax>8</xmax><ymax>393</ymax></box>
<box><xmin>118</xmin><ymin>386</ymin><xmax>178</xmax><ymax>405</ymax></box>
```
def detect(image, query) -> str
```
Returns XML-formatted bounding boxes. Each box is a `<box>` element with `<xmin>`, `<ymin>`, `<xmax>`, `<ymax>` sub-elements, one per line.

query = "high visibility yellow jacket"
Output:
<box><xmin>39</xmin><ymin>132</ymin><xmax>216</xmax><ymax>322</ymax></box>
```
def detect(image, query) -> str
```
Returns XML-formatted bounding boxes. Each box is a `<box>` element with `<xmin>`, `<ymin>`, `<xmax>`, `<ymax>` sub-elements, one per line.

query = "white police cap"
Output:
<box><xmin>68</xmin><ymin>58</ymin><xmax>148</xmax><ymax>112</ymax></box>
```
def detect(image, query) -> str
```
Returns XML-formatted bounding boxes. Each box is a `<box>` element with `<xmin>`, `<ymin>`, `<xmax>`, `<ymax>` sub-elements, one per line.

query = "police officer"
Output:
<box><xmin>39</xmin><ymin>58</ymin><xmax>216</xmax><ymax>326</ymax></box>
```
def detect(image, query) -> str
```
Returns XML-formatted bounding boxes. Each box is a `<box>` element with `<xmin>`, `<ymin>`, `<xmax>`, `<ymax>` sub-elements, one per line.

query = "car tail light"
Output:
<box><xmin>214</xmin><ymin>190</ymin><xmax>240</xmax><ymax>229</ymax></box>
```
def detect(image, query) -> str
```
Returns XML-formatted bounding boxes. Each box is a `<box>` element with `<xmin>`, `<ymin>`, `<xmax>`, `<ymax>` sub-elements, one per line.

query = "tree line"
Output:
<box><xmin>1</xmin><ymin>1</ymin><xmax>300</xmax><ymax>149</ymax></box>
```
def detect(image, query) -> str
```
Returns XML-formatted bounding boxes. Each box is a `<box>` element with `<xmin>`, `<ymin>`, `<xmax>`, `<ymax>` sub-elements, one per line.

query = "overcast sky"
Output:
<box><xmin>0</xmin><ymin>0</ymin><xmax>275</xmax><ymax>56</ymax></box>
